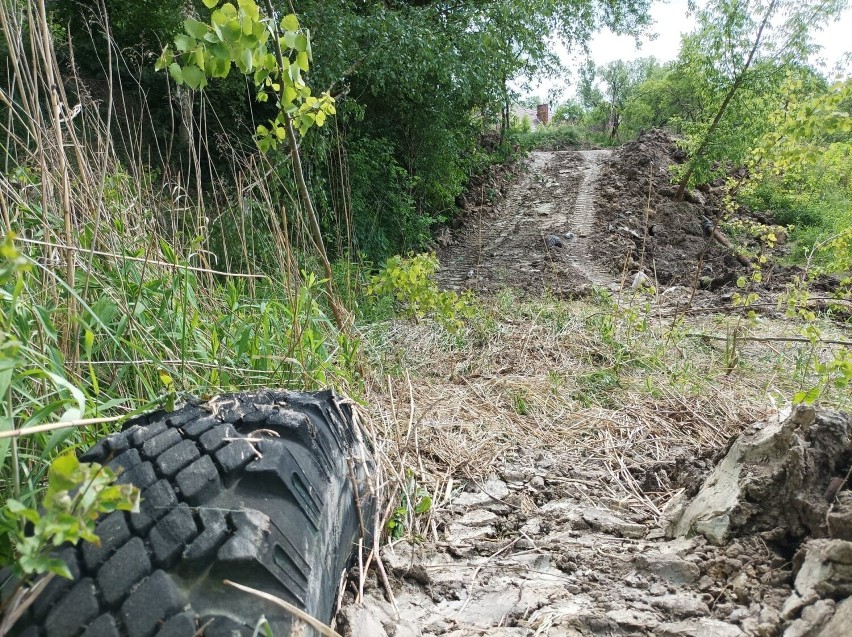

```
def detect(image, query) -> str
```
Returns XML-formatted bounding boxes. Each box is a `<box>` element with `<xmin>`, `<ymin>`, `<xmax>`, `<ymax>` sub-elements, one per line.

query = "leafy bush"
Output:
<box><xmin>511</xmin><ymin>124</ymin><xmax>582</xmax><ymax>151</ymax></box>
<box><xmin>367</xmin><ymin>253</ymin><xmax>476</xmax><ymax>332</ymax></box>
<box><xmin>347</xmin><ymin>136</ymin><xmax>420</xmax><ymax>262</ymax></box>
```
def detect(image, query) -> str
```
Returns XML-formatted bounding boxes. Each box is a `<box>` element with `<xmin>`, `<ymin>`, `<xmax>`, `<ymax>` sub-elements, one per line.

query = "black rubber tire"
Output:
<box><xmin>2</xmin><ymin>389</ymin><xmax>375</xmax><ymax>637</ymax></box>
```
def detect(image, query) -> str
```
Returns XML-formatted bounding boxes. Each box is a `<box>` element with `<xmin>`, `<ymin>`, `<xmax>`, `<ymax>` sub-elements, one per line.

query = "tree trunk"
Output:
<box><xmin>674</xmin><ymin>0</ymin><xmax>778</xmax><ymax>201</ymax></box>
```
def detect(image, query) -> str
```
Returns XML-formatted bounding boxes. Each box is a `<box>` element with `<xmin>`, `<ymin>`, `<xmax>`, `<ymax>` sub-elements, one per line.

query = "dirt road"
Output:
<box><xmin>438</xmin><ymin>131</ymin><xmax>808</xmax><ymax>300</ymax></box>
<box><xmin>438</xmin><ymin>150</ymin><xmax>616</xmax><ymax>295</ymax></box>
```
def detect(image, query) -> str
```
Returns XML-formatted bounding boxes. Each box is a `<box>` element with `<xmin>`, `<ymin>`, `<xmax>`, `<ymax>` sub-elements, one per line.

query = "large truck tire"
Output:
<box><xmin>2</xmin><ymin>389</ymin><xmax>376</xmax><ymax>637</ymax></box>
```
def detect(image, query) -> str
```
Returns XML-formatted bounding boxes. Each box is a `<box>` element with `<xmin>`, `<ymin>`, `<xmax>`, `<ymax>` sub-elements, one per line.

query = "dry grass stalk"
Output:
<box><xmin>356</xmin><ymin>293</ymin><xmax>845</xmax><ymax>529</ymax></box>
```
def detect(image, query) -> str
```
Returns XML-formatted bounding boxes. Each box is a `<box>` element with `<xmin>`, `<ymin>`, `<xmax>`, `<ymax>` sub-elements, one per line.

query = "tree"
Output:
<box><xmin>672</xmin><ymin>0</ymin><xmax>848</xmax><ymax>200</ymax></box>
<box><xmin>576</xmin><ymin>57</ymin><xmax>661</xmax><ymax>138</ymax></box>
<box><xmin>157</xmin><ymin>0</ymin><xmax>346</xmax><ymax>329</ymax></box>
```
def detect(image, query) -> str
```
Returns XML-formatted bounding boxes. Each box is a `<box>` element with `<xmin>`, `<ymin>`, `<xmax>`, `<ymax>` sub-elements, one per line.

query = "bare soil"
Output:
<box><xmin>436</xmin><ymin>130</ymin><xmax>808</xmax><ymax>303</ymax></box>
<box><xmin>339</xmin><ymin>134</ymin><xmax>852</xmax><ymax>637</ymax></box>
<box><xmin>340</xmin><ymin>399</ymin><xmax>852</xmax><ymax>637</ymax></box>
<box><xmin>437</xmin><ymin>149</ymin><xmax>615</xmax><ymax>296</ymax></box>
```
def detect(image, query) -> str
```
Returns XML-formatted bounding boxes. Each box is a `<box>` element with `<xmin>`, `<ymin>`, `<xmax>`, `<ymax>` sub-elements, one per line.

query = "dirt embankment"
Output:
<box><xmin>436</xmin><ymin>130</ymin><xmax>815</xmax><ymax>303</ymax></box>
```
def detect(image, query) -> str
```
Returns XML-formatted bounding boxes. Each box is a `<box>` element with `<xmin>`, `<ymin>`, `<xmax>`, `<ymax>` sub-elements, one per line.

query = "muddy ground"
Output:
<box><xmin>339</xmin><ymin>405</ymin><xmax>852</xmax><ymax>637</ymax></box>
<box><xmin>436</xmin><ymin>130</ymin><xmax>807</xmax><ymax>302</ymax></box>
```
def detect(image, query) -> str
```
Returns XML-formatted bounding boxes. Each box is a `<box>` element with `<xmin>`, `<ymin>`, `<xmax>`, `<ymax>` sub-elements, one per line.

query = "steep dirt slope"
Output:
<box><xmin>437</xmin><ymin>150</ymin><xmax>617</xmax><ymax>296</ymax></box>
<box><xmin>437</xmin><ymin>130</ymin><xmax>826</xmax><ymax>303</ymax></box>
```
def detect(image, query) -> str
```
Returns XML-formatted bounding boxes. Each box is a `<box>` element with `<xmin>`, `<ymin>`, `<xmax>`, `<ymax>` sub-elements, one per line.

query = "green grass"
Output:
<box><xmin>0</xmin><ymin>5</ymin><xmax>357</xmax><ymax>513</ymax></box>
<box><xmin>511</xmin><ymin>124</ymin><xmax>582</xmax><ymax>151</ymax></box>
<box><xmin>509</xmin><ymin>122</ymin><xmax>622</xmax><ymax>151</ymax></box>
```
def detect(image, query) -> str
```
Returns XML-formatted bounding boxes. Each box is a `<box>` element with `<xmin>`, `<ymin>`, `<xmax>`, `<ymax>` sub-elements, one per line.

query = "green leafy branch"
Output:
<box><xmin>156</xmin><ymin>0</ymin><xmax>347</xmax><ymax>331</ymax></box>
<box><xmin>155</xmin><ymin>0</ymin><xmax>335</xmax><ymax>141</ymax></box>
<box><xmin>1</xmin><ymin>452</ymin><xmax>140</xmax><ymax>579</ymax></box>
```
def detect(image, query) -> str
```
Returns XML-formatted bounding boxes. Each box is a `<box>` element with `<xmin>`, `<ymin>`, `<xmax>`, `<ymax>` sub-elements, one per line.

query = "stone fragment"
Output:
<box><xmin>793</xmin><ymin>539</ymin><xmax>852</xmax><ymax>600</ymax></box>
<box><xmin>827</xmin><ymin>501</ymin><xmax>852</xmax><ymax>541</ymax></box>
<box><xmin>456</xmin><ymin>509</ymin><xmax>498</xmax><ymax>527</ymax></box>
<box><xmin>454</xmin><ymin>477</ymin><xmax>510</xmax><ymax>506</ymax></box>
<box><xmin>581</xmin><ymin>507</ymin><xmax>646</xmax><ymax>539</ymax></box>
<box><xmin>605</xmin><ymin>608</ymin><xmax>660</xmax><ymax>631</ymax></box>
<box><xmin>664</xmin><ymin>408</ymin><xmax>851</xmax><ymax>545</ymax></box>
<box><xmin>634</xmin><ymin>552</ymin><xmax>701</xmax><ymax>585</ymax></box>
<box><xmin>783</xmin><ymin>599</ymin><xmax>835</xmax><ymax>637</ymax></box>
<box><xmin>655</xmin><ymin>618</ymin><xmax>744</xmax><ymax>637</ymax></box>
<box><xmin>650</xmin><ymin>594</ymin><xmax>710</xmax><ymax>618</ymax></box>
<box><xmin>447</xmin><ymin>511</ymin><xmax>497</xmax><ymax>541</ymax></box>
<box><xmin>819</xmin><ymin>596</ymin><xmax>852</xmax><ymax>637</ymax></box>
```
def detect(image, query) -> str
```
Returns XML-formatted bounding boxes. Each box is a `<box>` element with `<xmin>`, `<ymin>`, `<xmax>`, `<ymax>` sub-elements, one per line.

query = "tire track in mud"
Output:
<box><xmin>437</xmin><ymin>149</ymin><xmax>615</xmax><ymax>295</ymax></box>
<box><xmin>569</xmin><ymin>149</ymin><xmax>612</xmax><ymax>286</ymax></box>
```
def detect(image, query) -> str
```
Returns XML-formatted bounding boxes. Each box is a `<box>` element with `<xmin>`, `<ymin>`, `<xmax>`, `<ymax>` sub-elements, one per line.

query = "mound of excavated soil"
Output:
<box><xmin>594</xmin><ymin>130</ymin><xmax>777</xmax><ymax>290</ymax></box>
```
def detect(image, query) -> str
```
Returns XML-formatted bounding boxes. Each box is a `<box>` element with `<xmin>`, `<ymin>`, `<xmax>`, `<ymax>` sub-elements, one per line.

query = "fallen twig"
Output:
<box><xmin>0</xmin><ymin>415</ymin><xmax>124</xmax><ymax>440</ymax></box>
<box><xmin>686</xmin><ymin>333</ymin><xmax>851</xmax><ymax>347</ymax></box>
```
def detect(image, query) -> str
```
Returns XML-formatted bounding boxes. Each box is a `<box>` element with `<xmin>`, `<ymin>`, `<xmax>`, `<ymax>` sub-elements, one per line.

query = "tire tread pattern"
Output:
<box><xmin>4</xmin><ymin>389</ymin><xmax>374</xmax><ymax>637</ymax></box>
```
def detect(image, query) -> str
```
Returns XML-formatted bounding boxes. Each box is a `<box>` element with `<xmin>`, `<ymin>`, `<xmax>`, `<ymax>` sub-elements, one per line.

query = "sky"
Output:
<box><xmin>522</xmin><ymin>0</ymin><xmax>852</xmax><ymax>103</ymax></box>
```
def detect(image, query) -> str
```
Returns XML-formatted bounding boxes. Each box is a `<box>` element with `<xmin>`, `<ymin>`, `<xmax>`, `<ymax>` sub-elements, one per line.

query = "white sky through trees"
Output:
<box><xmin>523</xmin><ymin>0</ymin><xmax>852</xmax><ymax>103</ymax></box>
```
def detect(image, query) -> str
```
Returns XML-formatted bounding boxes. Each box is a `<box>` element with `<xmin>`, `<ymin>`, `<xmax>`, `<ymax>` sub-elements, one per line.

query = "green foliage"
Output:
<box><xmin>785</xmin><ymin>279</ymin><xmax>851</xmax><ymax>405</ymax></box>
<box><xmin>792</xmin><ymin>346</ymin><xmax>851</xmax><ymax>405</ymax></box>
<box><xmin>572</xmin><ymin>369</ymin><xmax>622</xmax><ymax>408</ymax></box>
<box><xmin>43</xmin><ymin>0</ymin><xmax>656</xmax><ymax>276</ymax></box>
<box><xmin>346</xmin><ymin>136</ymin><xmax>423</xmax><ymax>261</ymax></box>
<box><xmin>738</xmin><ymin>76</ymin><xmax>852</xmax><ymax>272</ymax></box>
<box><xmin>1</xmin><ymin>235</ymin><xmax>94</xmax><ymax>494</ymax></box>
<box><xmin>156</xmin><ymin>2</ymin><xmax>335</xmax><ymax>143</ymax></box>
<box><xmin>668</xmin><ymin>0</ymin><xmax>845</xmax><ymax>195</ymax></box>
<box><xmin>385</xmin><ymin>470</ymin><xmax>431</xmax><ymax>541</ymax></box>
<box><xmin>367</xmin><ymin>253</ymin><xmax>476</xmax><ymax>333</ymax></box>
<box><xmin>0</xmin><ymin>452</ymin><xmax>139</xmax><ymax>578</ymax></box>
<box><xmin>0</xmin><ymin>226</ymin><xmax>352</xmax><ymax>511</ymax></box>
<box><xmin>511</xmin><ymin>123</ymin><xmax>582</xmax><ymax>151</ymax></box>
<box><xmin>294</xmin><ymin>0</ymin><xmax>650</xmax><ymax>256</ymax></box>
<box><xmin>552</xmin><ymin>100</ymin><xmax>583</xmax><ymax>124</ymax></box>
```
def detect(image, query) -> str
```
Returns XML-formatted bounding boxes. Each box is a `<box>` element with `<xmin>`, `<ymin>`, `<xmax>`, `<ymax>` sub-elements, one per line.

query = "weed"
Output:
<box><xmin>509</xmin><ymin>389</ymin><xmax>530</xmax><ymax>415</ymax></box>
<box><xmin>572</xmin><ymin>369</ymin><xmax>622</xmax><ymax>408</ymax></box>
<box><xmin>0</xmin><ymin>452</ymin><xmax>139</xmax><ymax>579</ymax></box>
<box><xmin>386</xmin><ymin>471</ymin><xmax>432</xmax><ymax>541</ymax></box>
<box><xmin>367</xmin><ymin>253</ymin><xmax>476</xmax><ymax>333</ymax></box>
